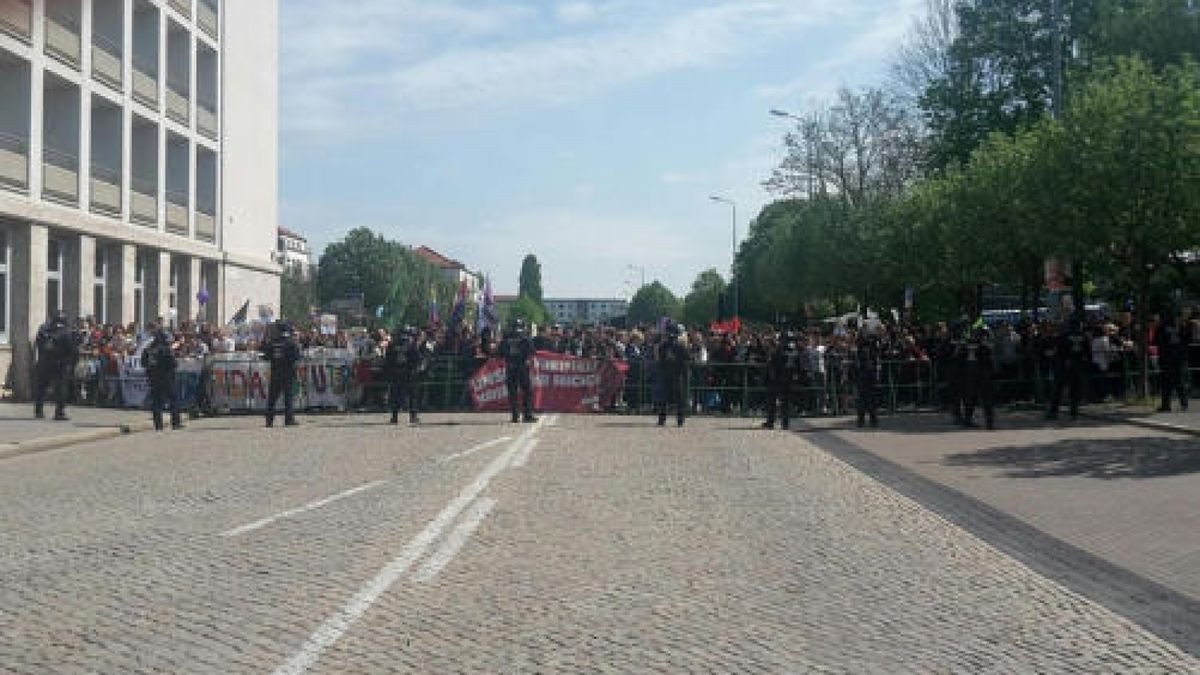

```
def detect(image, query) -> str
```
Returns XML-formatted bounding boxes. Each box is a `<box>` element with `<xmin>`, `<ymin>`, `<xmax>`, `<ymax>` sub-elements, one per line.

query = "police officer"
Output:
<box><xmin>260</xmin><ymin>320</ymin><xmax>301</xmax><ymax>428</ymax></box>
<box><xmin>853</xmin><ymin>323</ymin><xmax>881</xmax><ymax>428</ymax></box>
<box><xmin>142</xmin><ymin>327</ymin><xmax>182</xmax><ymax>431</ymax></box>
<box><xmin>656</xmin><ymin>323</ymin><xmax>691</xmax><ymax>427</ymax></box>
<box><xmin>1155</xmin><ymin>311</ymin><xmax>1190</xmax><ymax>412</ymax></box>
<box><xmin>33</xmin><ymin>310</ymin><xmax>77</xmax><ymax>421</ymax></box>
<box><xmin>384</xmin><ymin>325</ymin><xmax>434</xmax><ymax>425</ymax></box>
<box><xmin>960</xmin><ymin>321</ymin><xmax>995</xmax><ymax>430</ymax></box>
<box><xmin>1048</xmin><ymin>316</ymin><xmax>1091</xmax><ymax>421</ymax></box>
<box><xmin>941</xmin><ymin>320</ymin><xmax>967</xmax><ymax>424</ymax></box>
<box><xmin>498</xmin><ymin>319</ymin><xmax>537</xmax><ymax>423</ymax></box>
<box><xmin>763</xmin><ymin>330</ymin><xmax>803</xmax><ymax>430</ymax></box>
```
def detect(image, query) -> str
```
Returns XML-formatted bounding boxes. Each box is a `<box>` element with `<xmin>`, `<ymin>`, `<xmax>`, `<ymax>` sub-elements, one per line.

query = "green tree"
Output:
<box><xmin>682</xmin><ymin>269</ymin><xmax>726</xmax><ymax>327</ymax></box>
<box><xmin>627</xmin><ymin>282</ymin><xmax>681</xmax><ymax>325</ymax></box>
<box><xmin>500</xmin><ymin>295</ymin><xmax>549</xmax><ymax>327</ymax></box>
<box><xmin>316</xmin><ymin>227</ymin><xmax>454</xmax><ymax>327</ymax></box>
<box><xmin>279</xmin><ymin>266</ymin><xmax>316</xmax><ymax>323</ymax></box>
<box><xmin>518</xmin><ymin>254</ymin><xmax>545</xmax><ymax>303</ymax></box>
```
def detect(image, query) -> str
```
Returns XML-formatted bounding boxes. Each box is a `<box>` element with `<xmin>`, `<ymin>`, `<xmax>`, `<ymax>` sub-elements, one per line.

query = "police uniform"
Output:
<box><xmin>1048</xmin><ymin>320</ymin><xmax>1091</xmax><ymax>420</ymax></box>
<box><xmin>142</xmin><ymin>330</ymin><xmax>182</xmax><ymax>431</ymax></box>
<box><xmin>853</xmin><ymin>332</ymin><xmax>881</xmax><ymax>428</ymax></box>
<box><xmin>260</xmin><ymin>321</ymin><xmax>301</xmax><ymax>427</ymax></box>
<box><xmin>656</xmin><ymin>324</ymin><xmax>691</xmax><ymax>427</ymax></box>
<box><xmin>33</xmin><ymin>312</ymin><xmax>77</xmax><ymax>421</ymax></box>
<box><xmin>960</xmin><ymin>325</ymin><xmax>995</xmax><ymax>430</ymax></box>
<box><xmin>384</xmin><ymin>326</ymin><xmax>433</xmax><ymax>425</ymax></box>
<box><xmin>763</xmin><ymin>332</ymin><xmax>803</xmax><ymax>430</ymax></box>
<box><xmin>1155</xmin><ymin>314</ymin><xmax>1190</xmax><ymax>412</ymax></box>
<box><xmin>498</xmin><ymin>320</ymin><xmax>537</xmax><ymax>423</ymax></box>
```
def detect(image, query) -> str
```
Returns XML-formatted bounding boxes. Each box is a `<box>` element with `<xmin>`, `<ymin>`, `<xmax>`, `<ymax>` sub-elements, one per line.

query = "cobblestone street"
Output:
<box><xmin>1</xmin><ymin>414</ymin><xmax>1197</xmax><ymax>673</ymax></box>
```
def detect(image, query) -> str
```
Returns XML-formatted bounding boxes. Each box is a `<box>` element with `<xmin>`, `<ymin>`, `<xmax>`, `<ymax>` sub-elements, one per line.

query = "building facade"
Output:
<box><xmin>0</xmin><ymin>0</ymin><xmax>280</xmax><ymax>398</ymax></box>
<box><xmin>413</xmin><ymin>245</ymin><xmax>480</xmax><ymax>295</ymax></box>
<box><xmin>544</xmin><ymin>298</ymin><xmax>628</xmax><ymax>326</ymax></box>
<box><xmin>275</xmin><ymin>226</ymin><xmax>309</xmax><ymax>275</ymax></box>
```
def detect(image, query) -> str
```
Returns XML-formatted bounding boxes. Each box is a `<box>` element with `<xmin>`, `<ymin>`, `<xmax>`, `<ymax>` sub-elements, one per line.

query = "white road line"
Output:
<box><xmin>438</xmin><ymin>436</ymin><xmax>512</xmax><ymax>464</ymax></box>
<box><xmin>271</xmin><ymin>418</ymin><xmax>546</xmax><ymax>675</ymax></box>
<box><xmin>221</xmin><ymin>480</ymin><xmax>388</xmax><ymax>538</ymax></box>
<box><xmin>411</xmin><ymin>497</ymin><xmax>497</xmax><ymax>583</ymax></box>
<box><xmin>509</xmin><ymin>439</ymin><xmax>539</xmax><ymax>469</ymax></box>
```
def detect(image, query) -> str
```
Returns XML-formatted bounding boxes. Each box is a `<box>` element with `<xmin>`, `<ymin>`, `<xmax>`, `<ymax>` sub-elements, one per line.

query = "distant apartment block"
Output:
<box><xmin>545</xmin><ymin>298</ymin><xmax>628</xmax><ymax>326</ymax></box>
<box><xmin>0</xmin><ymin>0</ymin><xmax>280</xmax><ymax>397</ymax></box>
<box><xmin>275</xmin><ymin>226</ymin><xmax>309</xmax><ymax>275</ymax></box>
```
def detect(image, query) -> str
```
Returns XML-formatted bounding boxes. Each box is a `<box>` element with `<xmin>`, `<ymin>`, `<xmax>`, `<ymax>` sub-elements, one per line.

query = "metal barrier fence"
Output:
<box><xmin>69</xmin><ymin>352</ymin><xmax>1196</xmax><ymax>417</ymax></box>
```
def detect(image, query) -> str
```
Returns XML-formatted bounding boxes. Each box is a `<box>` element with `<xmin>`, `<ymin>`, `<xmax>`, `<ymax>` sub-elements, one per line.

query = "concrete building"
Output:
<box><xmin>544</xmin><ymin>298</ymin><xmax>628</xmax><ymax>326</ymax></box>
<box><xmin>0</xmin><ymin>0</ymin><xmax>280</xmax><ymax>398</ymax></box>
<box><xmin>413</xmin><ymin>245</ymin><xmax>480</xmax><ymax>294</ymax></box>
<box><xmin>275</xmin><ymin>225</ymin><xmax>309</xmax><ymax>275</ymax></box>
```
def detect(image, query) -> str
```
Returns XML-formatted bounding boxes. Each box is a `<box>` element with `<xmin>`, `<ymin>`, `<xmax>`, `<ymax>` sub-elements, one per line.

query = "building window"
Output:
<box><xmin>0</xmin><ymin>228</ymin><xmax>8</xmax><ymax>344</ymax></box>
<box><xmin>93</xmin><ymin>244</ymin><xmax>108</xmax><ymax>324</ymax></box>
<box><xmin>168</xmin><ymin>257</ymin><xmax>179</xmax><ymax>325</ymax></box>
<box><xmin>46</xmin><ymin>238</ymin><xmax>63</xmax><ymax>320</ymax></box>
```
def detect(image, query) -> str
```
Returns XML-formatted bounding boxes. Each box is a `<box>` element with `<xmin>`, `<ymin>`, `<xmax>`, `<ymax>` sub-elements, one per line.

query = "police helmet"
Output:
<box><xmin>669</xmin><ymin>323</ymin><xmax>686</xmax><ymax>337</ymax></box>
<box><xmin>154</xmin><ymin>328</ymin><xmax>171</xmax><ymax>343</ymax></box>
<box><xmin>511</xmin><ymin>318</ymin><xmax>527</xmax><ymax>332</ymax></box>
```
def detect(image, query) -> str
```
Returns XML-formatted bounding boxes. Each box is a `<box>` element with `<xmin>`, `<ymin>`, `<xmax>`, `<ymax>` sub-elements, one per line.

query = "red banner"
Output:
<box><xmin>469</xmin><ymin>351</ymin><xmax>629</xmax><ymax>413</ymax></box>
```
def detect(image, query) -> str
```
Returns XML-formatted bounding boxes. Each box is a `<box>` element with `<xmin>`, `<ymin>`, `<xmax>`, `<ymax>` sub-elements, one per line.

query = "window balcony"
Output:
<box><xmin>0</xmin><ymin>132</ymin><xmax>28</xmax><ymax>192</ymax></box>
<box><xmin>197</xmin><ymin>97</ymin><xmax>217</xmax><ymax>139</ymax></box>
<box><xmin>0</xmin><ymin>0</ymin><xmax>31</xmax><ymax>42</ymax></box>
<box><xmin>165</xmin><ymin>189</ymin><xmax>188</xmax><ymax>235</ymax></box>
<box><xmin>89</xmin><ymin>162</ymin><xmax>121</xmax><ymax>216</ymax></box>
<box><xmin>195</xmin><ymin>204</ymin><xmax>215</xmax><ymax>242</ymax></box>
<box><xmin>130</xmin><ymin>175</ymin><xmax>158</xmax><ymax>225</ymax></box>
<box><xmin>132</xmin><ymin>54</ymin><xmax>158</xmax><ymax>108</ymax></box>
<box><xmin>197</xmin><ymin>0</ymin><xmax>217</xmax><ymax>39</ymax></box>
<box><xmin>42</xmin><ymin>147</ymin><xmax>79</xmax><ymax>205</ymax></box>
<box><xmin>169</xmin><ymin>0</ymin><xmax>189</xmax><ymax>19</ymax></box>
<box><xmin>91</xmin><ymin>33</ymin><xmax>123</xmax><ymax>91</ymax></box>
<box><xmin>44</xmin><ymin>11</ymin><xmax>81</xmax><ymax>68</ymax></box>
<box><xmin>166</xmin><ymin>80</ymin><xmax>189</xmax><ymax>125</ymax></box>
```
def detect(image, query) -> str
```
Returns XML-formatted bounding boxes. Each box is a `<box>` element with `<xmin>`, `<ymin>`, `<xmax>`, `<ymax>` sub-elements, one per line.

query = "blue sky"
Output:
<box><xmin>279</xmin><ymin>0</ymin><xmax>924</xmax><ymax>298</ymax></box>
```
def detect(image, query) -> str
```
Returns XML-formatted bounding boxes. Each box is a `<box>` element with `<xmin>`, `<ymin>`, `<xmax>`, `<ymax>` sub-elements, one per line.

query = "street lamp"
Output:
<box><xmin>709</xmin><ymin>195</ymin><xmax>738</xmax><ymax>322</ymax></box>
<box><xmin>770</xmin><ymin>108</ymin><xmax>815</xmax><ymax>199</ymax></box>
<box><xmin>626</xmin><ymin>264</ymin><xmax>646</xmax><ymax>288</ymax></box>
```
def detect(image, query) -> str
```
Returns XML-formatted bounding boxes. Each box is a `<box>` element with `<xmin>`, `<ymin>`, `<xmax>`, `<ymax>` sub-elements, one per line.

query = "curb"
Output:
<box><xmin>1086</xmin><ymin>413</ymin><xmax>1200</xmax><ymax>438</ymax></box>
<box><xmin>0</xmin><ymin>420</ymin><xmax>156</xmax><ymax>462</ymax></box>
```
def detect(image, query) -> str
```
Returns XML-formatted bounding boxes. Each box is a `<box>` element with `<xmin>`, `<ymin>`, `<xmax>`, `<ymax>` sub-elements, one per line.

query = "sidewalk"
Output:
<box><xmin>801</xmin><ymin>410</ymin><xmax>1200</xmax><ymax>603</ymax></box>
<box><xmin>1085</xmin><ymin>402</ymin><xmax>1200</xmax><ymax>436</ymax></box>
<box><xmin>0</xmin><ymin>404</ymin><xmax>154</xmax><ymax>459</ymax></box>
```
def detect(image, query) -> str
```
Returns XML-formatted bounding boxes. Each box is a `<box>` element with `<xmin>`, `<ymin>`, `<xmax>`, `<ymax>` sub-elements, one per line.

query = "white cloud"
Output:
<box><xmin>753</xmin><ymin>0</ymin><xmax>923</xmax><ymax>104</ymax></box>
<box><xmin>556</xmin><ymin>2</ymin><xmax>600</xmax><ymax>25</ymax></box>
<box><xmin>282</xmin><ymin>0</ymin><xmax>850</xmax><ymax>138</ymax></box>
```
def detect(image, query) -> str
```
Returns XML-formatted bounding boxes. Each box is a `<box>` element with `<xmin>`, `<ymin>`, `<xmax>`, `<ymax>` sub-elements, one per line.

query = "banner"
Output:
<box><xmin>469</xmin><ymin>351</ymin><xmax>629</xmax><ymax>413</ymax></box>
<box><xmin>115</xmin><ymin>357</ymin><xmax>203</xmax><ymax>409</ymax></box>
<box><xmin>208</xmin><ymin>351</ymin><xmax>356</xmax><ymax>412</ymax></box>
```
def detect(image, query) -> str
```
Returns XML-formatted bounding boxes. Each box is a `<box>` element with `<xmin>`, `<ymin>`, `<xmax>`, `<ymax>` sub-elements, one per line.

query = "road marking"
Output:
<box><xmin>271</xmin><ymin>418</ymin><xmax>546</xmax><ymax>675</ymax></box>
<box><xmin>221</xmin><ymin>480</ymin><xmax>388</xmax><ymax>538</ymax></box>
<box><xmin>438</xmin><ymin>436</ymin><xmax>512</xmax><ymax>464</ymax></box>
<box><xmin>411</xmin><ymin>497</ymin><xmax>497</xmax><ymax>583</ymax></box>
<box><xmin>546</xmin><ymin>414</ymin><xmax>560</xmax><ymax>427</ymax></box>
<box><xmin>509</xmin><ymin>438</ymin><xmax>539</xmax><ymax>469</ymax></box>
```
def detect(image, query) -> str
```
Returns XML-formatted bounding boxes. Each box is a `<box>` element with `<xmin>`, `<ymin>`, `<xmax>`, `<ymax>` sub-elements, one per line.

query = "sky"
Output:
<box><xmin>279</xmin><ymin>0</ymin><xmax>925</xmax><ymax>299</ymax></box>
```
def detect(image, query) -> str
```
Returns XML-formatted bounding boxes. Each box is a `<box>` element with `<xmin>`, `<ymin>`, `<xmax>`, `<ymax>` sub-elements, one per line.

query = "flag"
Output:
<box><xmin>428</xmin><ymin>285</ymin><xmax>440</xmax><ymax>326</ymax></box>
<box><xmin>478</xmin><ymin>276</ymin><xmax>498</xmax><ymax>333</ymax></box>
<box><xmin>449</xmin><ymin>280</ymin><xmax>468</xmax><ymax>327</ymax></box>
<box><xmin>228</xmin><ymin>299</ymin><xmax>250</xmax><ymax>325</ymax></box>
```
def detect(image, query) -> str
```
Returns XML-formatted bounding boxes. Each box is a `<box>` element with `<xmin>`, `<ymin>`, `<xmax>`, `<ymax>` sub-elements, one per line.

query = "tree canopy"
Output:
<box><xmin>627</xmin><ymin>282</ymin><xmax>682</xmax><ymax>325</ymax></box>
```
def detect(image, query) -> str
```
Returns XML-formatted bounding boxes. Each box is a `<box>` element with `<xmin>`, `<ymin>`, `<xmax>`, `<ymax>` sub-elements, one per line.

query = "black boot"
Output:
<box><xmin>389</xmin><ymin>413</ymin><xmax>399</xmax><ymax>425</ymax></box>
<box><xmin>265</xmin><ymin>415</ymin><xmax>275</xmax><ymax>428</ymax></box>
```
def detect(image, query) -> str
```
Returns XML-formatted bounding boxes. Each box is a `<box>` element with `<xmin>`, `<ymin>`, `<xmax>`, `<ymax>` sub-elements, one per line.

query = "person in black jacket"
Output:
<box><xmin>33</xmin><ymin>310</ymin><xmax>78</xmax><ymax>421</ymax></box>
<box><xmin>260</xmin><ymin>320</ymin><xmax>301</xmax><ymax>428</ymax></box>
<box><xmin>1155</xmin><ymin>311</ymin><xmax>1191</xmax><ymax>412</ymax></box>
<box><xmin>142</xmin><ymin>327</ymin><xmax>182</xmax><ymax>431</ymax></box>
<box><xmin>853</xmin><ymin>325</ymin><xmax>881</xmax><ymax>428</ymax></box>
<box><xmin>384</xmin><ymin>325</ymin><xmax>434</xmax><ymax>425</ymax></box>
<box><xmin>1047</xmin><ymin>316</ymin><xmax>1091</xmax><ymax>421</ymax></box>
<box><xmin>498</xmin><ymin>319</ymin><xmax>537</xmax><ymax>423</ymax></box>
<box><xmin>656</xmin><ymin>323</ymin><xmax>691</xmax><ymax>427</ymax></box>
<box><xmin>763</xmin><ymin>331</ymin><xmax>802</xmax><ymax>430</ymax></box>
<box><xmin>960</xmin><ymin>322</ymin><xmax>995</xmax><ymax>430</ymax></box>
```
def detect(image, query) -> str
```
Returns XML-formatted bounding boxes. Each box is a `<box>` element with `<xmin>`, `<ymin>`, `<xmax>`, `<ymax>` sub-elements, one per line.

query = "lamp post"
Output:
<box><xmin>770</xmin><ymin>108</ymin><xmax>815</xmax><ymax>199</ymax></box>
<box><xmin>709</xmin><ymin>195</ymin><xmax>738</xmax><ymax>322</ymax></box>
<box><xmin>626</xmin><ymin>264</ymin><xmax>646</xmax><ymax>289</ymax></box>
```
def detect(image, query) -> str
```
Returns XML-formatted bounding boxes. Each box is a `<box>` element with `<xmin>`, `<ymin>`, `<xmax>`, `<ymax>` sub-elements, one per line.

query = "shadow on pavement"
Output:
<box><xmin>944</xmin><ymin>436</ymin><xmax>1200</xmax><ymax>479</ymax></box>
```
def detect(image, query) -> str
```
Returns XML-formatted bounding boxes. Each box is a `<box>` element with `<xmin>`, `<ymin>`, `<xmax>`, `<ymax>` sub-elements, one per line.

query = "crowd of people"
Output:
<box><xmin>18</xmin><ymin>304</ymin><xmax>1200</xmax><ymax>430</ymax></box>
